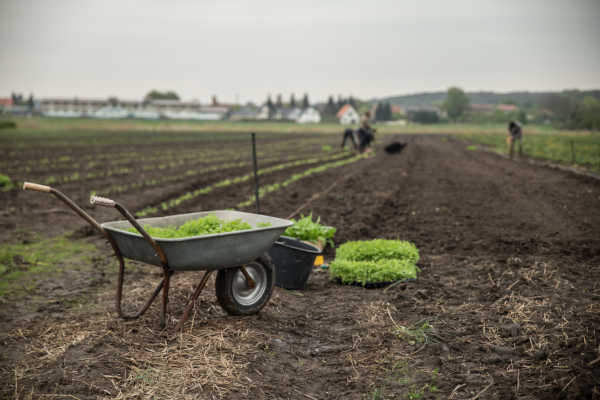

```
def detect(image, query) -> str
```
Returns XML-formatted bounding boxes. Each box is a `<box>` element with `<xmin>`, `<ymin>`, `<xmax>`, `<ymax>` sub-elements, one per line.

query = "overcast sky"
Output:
<box><xmin>1</xmin><ymin>0</ymin><xmax>599</xmax><ymax>104</ymax></box>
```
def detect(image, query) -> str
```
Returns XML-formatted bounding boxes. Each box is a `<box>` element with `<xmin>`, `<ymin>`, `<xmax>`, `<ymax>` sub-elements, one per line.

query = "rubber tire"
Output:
<box><xmin>215</xmin><ymin>253</ymin><xmax>275</xmax><ymax>315</ymax></box>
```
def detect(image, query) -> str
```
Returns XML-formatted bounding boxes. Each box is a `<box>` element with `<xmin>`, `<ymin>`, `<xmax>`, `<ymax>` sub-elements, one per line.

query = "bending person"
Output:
<box><xmin>358</xmin><ymin>111</ymin><xmax>375</xmax><ymax>153</ymax></box>
<box><xmin>508</xmin><ymin>121</ymin><xmax>523</xmax><ymax>159</ymax></box>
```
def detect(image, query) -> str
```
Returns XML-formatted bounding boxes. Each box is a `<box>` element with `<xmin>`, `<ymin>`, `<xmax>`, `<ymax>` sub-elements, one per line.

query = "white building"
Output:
<box><xmin>285</xmin><ymin>107</ymin><xmax>303</xmax><ymax>121</ymax></box>
<box><xmin>336</xmin><ymin>104</ymin><xmax>359</xmax><ymax>125</ymax></box>
<box><xmin>256</xmin><ymin>105</ymin><xmax>271</xmax><ymax>120</ymax></box>
<box><xmin>297</xmin><ymin>107</ymin><xmax>321</xmax><ymax>124</ymax></box>
<box><xmin>93</xmin><ymin>106</ymin><xmax>129</xmax><ymax>119</ymax></box>
<box><xmin>39</xmin><ymin>98</ymin><xmax>229</xmax><ymax>120</ymax></box>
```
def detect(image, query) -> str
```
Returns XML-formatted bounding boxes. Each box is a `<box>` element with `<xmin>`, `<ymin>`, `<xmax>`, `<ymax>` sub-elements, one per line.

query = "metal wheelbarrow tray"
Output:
<box><xmin>103</xmin><ymin>210</ymin><xmax>291</xmax><ymax>270</ymax></box>
<box><xmin>22</xmin><ymin>182</ymin><xmax>293</xmax><ymax>330</ymax></box>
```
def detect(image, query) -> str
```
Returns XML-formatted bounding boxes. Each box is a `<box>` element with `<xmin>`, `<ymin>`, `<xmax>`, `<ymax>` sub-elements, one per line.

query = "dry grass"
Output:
<box><xmin>1</xmin><ymin>271</ymin><xmax>270</xmax><ymax>399</ymax></box>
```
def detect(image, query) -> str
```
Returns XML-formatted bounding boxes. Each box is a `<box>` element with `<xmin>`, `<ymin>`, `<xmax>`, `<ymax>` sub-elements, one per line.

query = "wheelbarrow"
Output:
<box><xmin>22</xmin><ymin>182</ymin><xmax>293</xmax><ymax>330</ymax></box>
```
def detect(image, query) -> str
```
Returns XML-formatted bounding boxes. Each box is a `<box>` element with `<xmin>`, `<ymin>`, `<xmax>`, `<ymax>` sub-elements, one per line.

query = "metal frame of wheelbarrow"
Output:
<box><xmin>22</xmin><ymin>182</ymin><xmax>262</xmax><ymax>331</ymax></box>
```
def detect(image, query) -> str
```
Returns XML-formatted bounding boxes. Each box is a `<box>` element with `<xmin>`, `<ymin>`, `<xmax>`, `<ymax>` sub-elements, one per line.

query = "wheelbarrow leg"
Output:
<box><xmin>160</xmin><ymin>270</ymin><xmax>173</xmax><ymax>329</ymax></box>
<box><xmin>116</xmin><ymin>253</ymin><xmax>166</xmax><ymax>320</ymax></box>
<box><xmin>175</xmin><ymin>270</ymin><xmax>213</xmax><ymax>331</ymax></box>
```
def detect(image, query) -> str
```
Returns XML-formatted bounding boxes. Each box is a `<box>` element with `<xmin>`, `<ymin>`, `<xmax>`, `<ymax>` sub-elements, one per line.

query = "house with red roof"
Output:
<box><xmin>336</xmin><ymin>104</ymin><xmax>359</xmax><ymax>125</ymax></box>
<box><xmin>0</xmin><ymin>98</ymin><xmax>13</xmax><ymax>113</ymax></box>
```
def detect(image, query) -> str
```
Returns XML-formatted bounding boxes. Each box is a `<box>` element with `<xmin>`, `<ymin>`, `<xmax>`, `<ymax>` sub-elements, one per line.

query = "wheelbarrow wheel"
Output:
<box><xmin>216</xmin><ymin>253</ymin><xmax>275</xmax><ymax>315</ymax></box>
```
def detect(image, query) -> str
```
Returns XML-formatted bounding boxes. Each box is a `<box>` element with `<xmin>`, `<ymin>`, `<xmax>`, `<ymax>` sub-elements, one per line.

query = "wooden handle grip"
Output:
<box><xmin>23</xmin><ymin>182</ymin><xmax>51</xmax><ymax>192</ymax></box>
<box><xmin>90</xmin><ymin>195</ymin><xmax>116</xmax><ymax>207</ymax></box>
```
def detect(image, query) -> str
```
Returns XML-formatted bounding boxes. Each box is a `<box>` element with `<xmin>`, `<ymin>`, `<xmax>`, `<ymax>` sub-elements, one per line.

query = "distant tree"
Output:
<box><xmin>266</xmin><ymin>94</ymin><xmax>274</xmax><ymax>110</ymax></box>
<box><xmin>409</xmin><ymin>110</ymin><xmax>440</xmax><ymax>124</ymax></box>
<box><xmin>108</xmin><ymin>96</ymin><xmax>119</xmax><ymax>107</ymax></box>
<box><xmin>375</xmin><ymin>103</ymin><xmax>383</xmax><ymax>121</ymax></box>
<box><xmin>290</xmin><ymin>93</ymin><xmax>296</xmax><ymax>108</ymax></box>
<box><xmin>386</xmin><ymin>103</ymin><xmax>392</xmax><ymax>120</ymax></box>
<box><xmin>375</xmin><ymin>102</ymin><xmax>393</xmax><ymax>121</ymax></box>
<box><xmin>145</xmin><ymin>90</ymin><xmax>180</xmax><ymax>101</ymax></box>
<box><xmin>443</xmin><ymin>87</ymin><xmax>470</xmax><ymax>121</ymax></box>
<box><xmin>517</xmin><ymin>109</ymin><xmax>527</xmax><ymax>124</ymax></box>
<box><xmin>348</xmin><ymin>96</ymin><xmax>357</xmax><ymax>108</ymax></box>
<box><xmin>276</xmin><ymin>94</ymin><xmax>283</xmax><ymax>108</ymax></box>
<box><xmin>337</xmin><ymin>95</ymin><xmax>345</xmax><ymax>109</ymax></box>
<box><xmin>572</xmin><ymin>96</ymin><xmax>600</xmax><ymax>130</ymax></box>
<box><xmin>541</xmin><ymin>94</ymin><xmax>577</xmax><ymax>124</ymax></box>
<box><xmin>27</xmin><ymin>94</ymin><xmax>34</xmax><ymax>111</ymax></box>
<box><xmin>302</xmin><ymin>93</ymin><xmax>309</xmax><ymax>109</ymax></box>
<box><xmin>324</xmin><ymin>96</ymin><xmax>337</xmax><ymax>116</ymax></box>
<box><xmin>11</xmin><ymin>92</ymin><xmax>24</xmax><ymax>105</ymax></box>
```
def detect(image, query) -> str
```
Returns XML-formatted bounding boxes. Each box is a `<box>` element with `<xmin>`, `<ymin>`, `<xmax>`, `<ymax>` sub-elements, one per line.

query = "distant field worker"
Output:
<box><xmin>507</xmin><ymin>121</ymin><xmax>523</xmax><ymax>159</ymax></box>
<box><xmin>357</xmin><ymin>110</ymin><xmax>375</xmax><ymax>153</ymax></box>
<box><xmin>340</xmin><ymin>110</ymin><xmax>376</xmax><ymax>152</ymax></box>
<box><xmin>341</xmin><ymin>128</ymin><xmax>358</xmax><ymax>150</ymax></box>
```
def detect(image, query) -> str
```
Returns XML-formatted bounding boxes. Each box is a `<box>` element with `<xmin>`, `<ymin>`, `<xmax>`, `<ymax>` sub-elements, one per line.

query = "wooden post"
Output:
<box><xmin>251</xmin><ymin>133</ymin><xmax>260</xmax><ymax>213</ymax></box>
<box><xmin>570</xmin><ymin>140</ymin><xmax>575</xmax><ymax>164</ymax></box>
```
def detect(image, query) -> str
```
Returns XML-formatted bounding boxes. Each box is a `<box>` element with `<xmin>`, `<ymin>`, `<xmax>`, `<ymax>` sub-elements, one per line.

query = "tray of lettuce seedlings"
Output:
<box><xmin>330</xmin><ymin>239</ymin><xmax>419</xmax><ymax>288</ymax></box>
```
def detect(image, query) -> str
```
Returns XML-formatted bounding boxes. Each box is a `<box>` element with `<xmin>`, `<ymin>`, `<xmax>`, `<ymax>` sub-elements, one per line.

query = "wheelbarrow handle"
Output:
<box><xmin>23</xmin><ymin>182</ymin><xmax>106</xmax><ymax>236</ymax></box>
<box><xmin>90</xmin><ymin>195</ymin><xmax>116</xmax><ymax>207</ymax></box>
<box><xmin>23</xmin><ymin>182</ymin><xmax>51</xmax><ymax>192</ymax></box>
<box><xmin>91</xmin><ymin>195</ymin><xmax>170</xmax><ymax>269</ymax></box>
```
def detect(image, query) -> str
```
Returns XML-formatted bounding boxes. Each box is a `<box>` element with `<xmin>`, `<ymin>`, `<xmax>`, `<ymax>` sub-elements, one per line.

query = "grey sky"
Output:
<box><xmin>1</xmin><ymin>0</ymin><xmax>599</xmax><ymax>104</ymax></box>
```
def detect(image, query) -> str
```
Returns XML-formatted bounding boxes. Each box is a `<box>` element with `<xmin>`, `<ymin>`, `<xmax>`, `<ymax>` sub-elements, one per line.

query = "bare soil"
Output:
<box><xmin>1</xmin><ymin>135</ymin><xmax>599</xmax><ymax>399</ymax></box>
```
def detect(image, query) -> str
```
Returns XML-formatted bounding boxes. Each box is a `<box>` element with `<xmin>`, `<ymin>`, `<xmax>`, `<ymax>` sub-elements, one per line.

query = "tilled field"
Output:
<box><xmin>1</xmin><ymin>132</ymin><xmax>599</xmax><ymax>399</ymax></box>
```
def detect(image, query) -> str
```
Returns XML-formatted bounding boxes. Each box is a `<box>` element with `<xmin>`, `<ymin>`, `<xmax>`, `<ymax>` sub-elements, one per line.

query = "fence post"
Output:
<box><xmin>251</xmin><ymin>133</ymin><xmax>260</xmax><ymax>213</ymax></box>
<box><xmin>570</xmin><ymin>140</ymin><xmax>575</xmax><ymax>164</ymax></box>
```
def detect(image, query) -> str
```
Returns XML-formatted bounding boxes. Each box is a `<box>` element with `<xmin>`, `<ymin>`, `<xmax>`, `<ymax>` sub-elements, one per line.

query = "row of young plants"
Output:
<box><xmin>35</xmin><ymin>153</ymin><xmax>231</xmax><ymax>186</ymax></box>
<box><xmin>4</xmin><ymin>144</ymin><xmax>245</xmax><ymax>174</ymax></box>
<box><xmin>4</xmin><ymin>137</ymin><xmax>330</xmax><ymax>175</ymax></box>
<box><xmin>1</xmin><ymin>133</ymin><xmax>330</xmax><ymax>169</ymax></box>
<box><xmin>3</xmin><ymin>148</ymin><xmax>208</xmax><ymax>174</ymax></box>
<box><xmin>236</xmin><ymin>152</ymin><xmax>368</xmax><ymax>208</ymax></box>
<box><xmin>18</xmin><ymin>141</ymin><xmax>324</xmax><ymax>187</ymax></box>
<box><xmin>40</xmin><ymin>166</ymin><xmax>134</xmax><ymax>186</ymax></box>
<box><xmin>135</xmin><ymin>151</ymin><xmax>353</xmax><ymax>217</ymax></box>
<box><xmin>1</xmin><ymin>130</ymin><xmax>277</xmax><ymax>149</ymax></box>
<box><xmin>91</xmin><ymin>151</ymin><xmax>317</xmax><ymax>196</ymax></box>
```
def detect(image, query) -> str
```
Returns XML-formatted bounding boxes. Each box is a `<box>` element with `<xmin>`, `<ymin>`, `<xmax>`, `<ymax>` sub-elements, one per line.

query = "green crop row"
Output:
<box><xmin>461</xmin><ymin>133</ymin><xmax>600</xmax><ymax>171</ymax></box>
<box><xmin>2</xmin><ymin>130</ymin><xmax>276</xmax><ymax>149</ymax></box>
<box><xmin>136</xmin><ymin>151</ymin><xmax>352</xmax><ymax>217</ymax></box>
<box><xmin>41</xmin><ymin>166</ymin><xmax>133</xmax><ymax>185</ymax></box>
<box><xmin>4</xmin><ymin>137</ymin><xmax>328</xmax><ymax>177</ymax></box>
<box><xmin>92</xmin><ymin>151</ymin><xmax>313</xmax><ymax>196</ymax></box>
<box><xmin>4</xmin><ymin>145</ymin><xmax>239</xmax><ymax>175</ymax></box>
<box><xmin>0</xmin><ymin>132</ymin><xmax>323</xmax><ymax>162</ymax></box>
<box><xmin>236</xmin><ymin>153</ymin><xmax>367</xmax><ymax>208</ymax></box>
<box><xmin>25</xmin><ymin>146</ymin><xmax>304</xmax><ymax>187</ymax></box>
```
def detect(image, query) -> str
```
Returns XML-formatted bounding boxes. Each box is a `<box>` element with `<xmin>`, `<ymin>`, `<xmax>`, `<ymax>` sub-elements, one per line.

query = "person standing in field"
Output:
<box><xmin>507</xmin><ymin>121</ymin><xmax>523</xmax><ymax>159</ymax></box>
<box><xmin>357</xmin><ymin>110</ymin><xmax>375</xmax><ymax>153</ymax></box>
